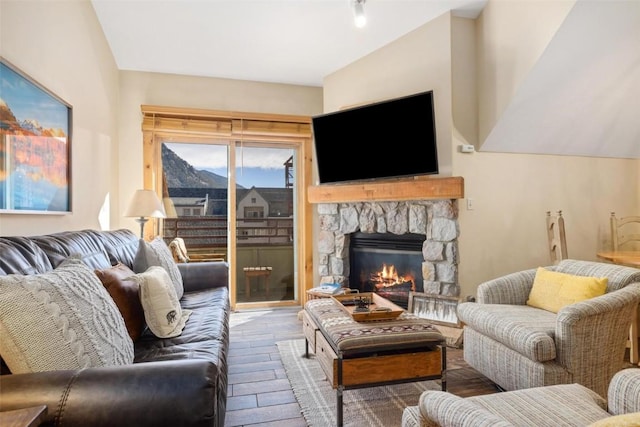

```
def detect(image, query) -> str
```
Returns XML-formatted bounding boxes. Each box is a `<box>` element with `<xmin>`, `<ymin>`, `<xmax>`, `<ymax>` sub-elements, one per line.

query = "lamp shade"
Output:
<box><xmin>124</xmin><ymin>190</ymin><xmax>167</xmax><ymax>218</ymax></box>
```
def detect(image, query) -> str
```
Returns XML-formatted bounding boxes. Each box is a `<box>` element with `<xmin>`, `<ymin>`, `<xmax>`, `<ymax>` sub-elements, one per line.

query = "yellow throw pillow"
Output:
<box><xmin>526</xmin><ymin>267</ymin><xmax>608</xmax><ymax>313</ymax></box>
<box><xmin>588</xmin><ymin>412</ymin><xmax>640</xmax><ymax>427</ymax></box>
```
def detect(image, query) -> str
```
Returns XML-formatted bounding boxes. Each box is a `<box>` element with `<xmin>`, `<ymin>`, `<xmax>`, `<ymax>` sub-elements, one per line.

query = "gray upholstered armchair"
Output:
<box><xmin>456</xmin><ymin>259</ymin><xmax>640</xmax><ymax>399</ymax></box>
<box><xmin>402</xmin><ymin>368</ymin><xmax>640</xmax><ymax>427</ymax></box>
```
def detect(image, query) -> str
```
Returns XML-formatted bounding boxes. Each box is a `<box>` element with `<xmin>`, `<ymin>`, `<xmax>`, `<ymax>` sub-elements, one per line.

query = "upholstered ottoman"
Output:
<box><xmin>303</xmin><ymin>297</ymin><xmax>446</xmax><ymax>426</ymax></box>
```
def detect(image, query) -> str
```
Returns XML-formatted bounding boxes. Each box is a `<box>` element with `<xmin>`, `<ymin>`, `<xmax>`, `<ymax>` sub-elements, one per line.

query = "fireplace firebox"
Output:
<box><xmin>349</xmin><ymin>232</ymin><xmax>424</xmax><ymax>309</ymax></box>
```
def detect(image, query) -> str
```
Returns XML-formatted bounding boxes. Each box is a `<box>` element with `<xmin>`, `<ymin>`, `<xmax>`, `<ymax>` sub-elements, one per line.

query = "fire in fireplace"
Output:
<box><xmin>349</xmin><ymin>232</ymin><xmax>424</xmax><ymax>309</ymax></box>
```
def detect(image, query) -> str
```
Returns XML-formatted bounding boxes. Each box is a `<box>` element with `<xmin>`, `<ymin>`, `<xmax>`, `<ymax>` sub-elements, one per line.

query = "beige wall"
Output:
<box><xmin>0</xmin><ymin>0</ymin><xmax>323</xmax><ymax>237</ymax></box>
<box><xmin>451</xmin><ymin>17</ymin><xmax>478</xmax><ymax>150</ymax></box>
<box><xmin>323</xmin><ymin>12</ymin><xmax>454</xmax><ymax>177</ymax></box>
<box><xmin>457</xmin><ymin>0</ymin><xmax>638</xmax><ymax>295</ymax></box>
<box><xmin>116</xmin><ymin>71</ymin><xmax>322</xmax><ymax>231</ymax></box>
<box><xmin>322</xmin><ymin>4</ymin><xmax>639</xmax><ymax>298</ymax></box>
<box><xmin>0</xmin><ymin>0</ymin><xmax>120</xmax><ymax>236</ymax></box>
<box><xmin>476</xmin><ymin>0</ymin><xmax>576</xmax><ymax>144</ymax></box>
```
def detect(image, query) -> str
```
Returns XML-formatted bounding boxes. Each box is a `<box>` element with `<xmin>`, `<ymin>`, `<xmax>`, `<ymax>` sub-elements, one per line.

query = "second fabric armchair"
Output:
<box><xmin>456</xmin><ymin>259</ymin><xmax>640</xmax><ymax>399</ymax></box>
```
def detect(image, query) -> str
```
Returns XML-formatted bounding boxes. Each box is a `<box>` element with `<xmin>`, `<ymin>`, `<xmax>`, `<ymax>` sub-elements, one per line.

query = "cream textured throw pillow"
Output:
<box><xmin>131</xmin><ymin>266</ymin><xmax>192</xmax><ymax>338</ymax></box>
<box><xmin>134</xmin><ymin>237</ymin><xmax>184</xmax><ymax>299</ymax></box>
<box><xmin>0</xmin><ymin>257</ymin><xmax>134</xmax><ymax>374</ymax></box>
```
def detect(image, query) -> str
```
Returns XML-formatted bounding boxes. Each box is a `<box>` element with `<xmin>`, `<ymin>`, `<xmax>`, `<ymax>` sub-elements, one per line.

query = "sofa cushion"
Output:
<box><xmin>131</xmin><ymin>266</ymin><xmax>191</xmax><ymax>338</ymax></box>
<box><xmin>134</xmin><ymin>285</ymin><xmax>230</xmax><ymax>391</ymax></box>
<box><xmin>527</xmin><ymin>267</ymin><xmax>607</xmax><ymax>313</ymax></box>
<box><xmin>417</xmin><ymin>391</ymin><xmax>514</xmax><ymax>427</ymax></box>
<box><xmin>468</xmin><ymin>383</ymin><xmax>609</xmax><ymax>426</ymax></box>
<box><xmin>457</xmin><ymin>302</ymin><xmax>557</xmax><ymax>362</ymax></box>
<box><xmin>134</xmin><ymin>237</ymin><xmax>184</xmax><ymax>299</ymax></box>
<box><xmin>0</xmin><ymin>237</ymin><xmax>53</xmax><ymax>275</ymax></box>
<box><xmin>0</xmin><ymin>257</ymin><xmax>134</xmax><ymax>373</ymax></box>
<box><xmin>94</xmin><ymin>229</ymin><xmax>140</xmax><ymax>270</ymax></box>
<box><xmin>95</xmin><ymin>263</ymin><xmax>146</xmax><ymax>342</ymax></box>
<box><xmin>29</xmin><ymin>230</ymin><xmax>113</xmax><ymax>270</ymax></box>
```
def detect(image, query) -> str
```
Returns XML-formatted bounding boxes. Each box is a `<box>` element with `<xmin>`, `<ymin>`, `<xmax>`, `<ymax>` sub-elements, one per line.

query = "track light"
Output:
<box><xmin>353</xmin><ymin>0</ymin><xmax>366</xmax><ymax>28</ymax></box>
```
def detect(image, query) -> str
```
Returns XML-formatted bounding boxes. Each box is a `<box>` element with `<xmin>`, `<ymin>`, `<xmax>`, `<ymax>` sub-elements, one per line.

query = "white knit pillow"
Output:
<box><xmin>134</xmin><ymin>237</ymin><xmax>184</xmax><ymax>299</ymax></box>
<box><xmin>131</xmin><ymin>266</ymin><xmax>192</xmax><ymax>338</ymax></box>
<box><xmin>0</xmin><ymin>257</ymin><xmax>134</xmax><ymax>374</ymax></box>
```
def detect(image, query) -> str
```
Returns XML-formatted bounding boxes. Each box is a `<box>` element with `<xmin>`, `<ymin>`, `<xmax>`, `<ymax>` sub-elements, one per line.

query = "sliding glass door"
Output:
<box><xmin>141</xmin><ymin>105</ymin><xmax>312</xmax><ymax>310</ymax></box>
<box><xmin>234</xmin><ymin>144</ymin><xmax>296</xmax><ymax>304</ymax></box>
<box><xmin>160</xmin><ymin>139</ymin><xmax>298</xmax><ymax>307</ymax></box>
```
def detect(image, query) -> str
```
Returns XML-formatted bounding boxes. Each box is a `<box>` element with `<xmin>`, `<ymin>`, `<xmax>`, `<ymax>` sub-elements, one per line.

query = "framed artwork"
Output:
<box><xmin>408</xmin><ymin>292</ymin><xmax>461</xmax><ymax>327</ymax></box>
<box><xmin>0</xmin><ymin>57</ymin><xmax>72</xmax><ymax>214</ymax></box>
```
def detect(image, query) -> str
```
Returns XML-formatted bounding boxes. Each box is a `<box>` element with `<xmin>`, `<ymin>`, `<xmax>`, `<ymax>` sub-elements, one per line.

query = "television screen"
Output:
<box><xmin>312</xmin><ymin>90</ymin><xmax>438</xmax><ymax>185</ymax></box>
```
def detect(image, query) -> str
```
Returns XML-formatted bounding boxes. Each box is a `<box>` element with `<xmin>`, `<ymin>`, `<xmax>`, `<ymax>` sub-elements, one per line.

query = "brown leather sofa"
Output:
<box><xmin>0</xmin><ymin>229</ymin><xmax>230</xmax><ymax>427</ymax></box>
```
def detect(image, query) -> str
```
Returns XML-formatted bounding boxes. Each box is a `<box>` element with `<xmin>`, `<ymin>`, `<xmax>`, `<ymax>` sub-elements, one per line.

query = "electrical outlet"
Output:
<box><xmin>467</xmin><ymin>198</ymin><xmax>475</xmax><ymax>210</ymax></box>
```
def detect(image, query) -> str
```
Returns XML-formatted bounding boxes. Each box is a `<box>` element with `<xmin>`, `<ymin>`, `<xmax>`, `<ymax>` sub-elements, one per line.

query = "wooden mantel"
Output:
<box><xmin>307</xmin><ymin>176</ymin><xmax>464</xmax><ymax>203</ymax></box>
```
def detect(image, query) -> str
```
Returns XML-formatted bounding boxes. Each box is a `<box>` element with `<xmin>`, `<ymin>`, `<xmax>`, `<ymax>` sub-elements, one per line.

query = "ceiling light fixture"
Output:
<box><xmin>353</xmin><ymin>0</ymin><xmax>366</xmax><ymax>28</ymax></box>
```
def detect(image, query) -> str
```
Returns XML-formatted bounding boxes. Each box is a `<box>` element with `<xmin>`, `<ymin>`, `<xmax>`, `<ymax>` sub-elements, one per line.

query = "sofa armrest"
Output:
<box><xmin>418</xmin><ymin>390</ymin><xmax>514</xmax><ymax>427</ymax></box>
<box><xmin>179</xmin><ymin>261</ymin><xmax>229</xmax><ymax>293</ymax></box>
<box><xmin>608</xmin><ymin>368</ymin><xmax>640</xmax><ymax>416</ymax></box>
<box><xmin>0</xmin><ymin>360</ymin><xmax>218</xmax><ymax>427</ymax></box>
<box><xmin>555</xmin><ymin>284</ymin><xmax>640</xmax><ymax>384</ymax></box>
<box><xmin>475</xmin><ymin>268</ymin><xmax>537</xmax><ymax>305</ymax></box>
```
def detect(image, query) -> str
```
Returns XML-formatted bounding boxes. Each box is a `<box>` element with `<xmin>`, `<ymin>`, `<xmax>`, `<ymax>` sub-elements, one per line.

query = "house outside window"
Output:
<box><xmin>245</xmin><ymin>206</ymin><xmax>264</xmax><ymax>218</ymax></box>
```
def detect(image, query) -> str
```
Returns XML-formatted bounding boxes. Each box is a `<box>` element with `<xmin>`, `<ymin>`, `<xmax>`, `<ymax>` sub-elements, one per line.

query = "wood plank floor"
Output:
<box><xmin>224</xmin><ymin>306</ymin><xmax>499</xmax><ymax>427</ymax></box>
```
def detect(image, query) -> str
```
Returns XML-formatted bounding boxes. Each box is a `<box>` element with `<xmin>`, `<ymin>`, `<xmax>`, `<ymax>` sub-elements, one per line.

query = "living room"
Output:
<box><xmin>1</xmin><ymin>0</ymin><xmax>639</xmax><ymax>425</ymax></box>
<box><xmin>2</xmin><ymin>0</ymin><xmax>638</xmax><ymax>299</ymax></box>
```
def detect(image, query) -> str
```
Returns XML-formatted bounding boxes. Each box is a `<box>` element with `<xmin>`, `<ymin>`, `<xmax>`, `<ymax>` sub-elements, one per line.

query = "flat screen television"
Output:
<box><xmin>312</xmin><ymin>90</ymin><xmax>438</xmax><ymax>185</ymax></box>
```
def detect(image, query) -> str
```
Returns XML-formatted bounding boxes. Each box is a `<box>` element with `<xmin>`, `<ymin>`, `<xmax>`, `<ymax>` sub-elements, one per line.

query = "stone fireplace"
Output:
<box><xmin>316</xmin><ymin>199</ymin><xmax>460</xmax><ymax>303</ymax></box>
<box><xmin>308</xmin><ymin>176</ymin><xmax>465</xmax><ymax>326</ymax></box>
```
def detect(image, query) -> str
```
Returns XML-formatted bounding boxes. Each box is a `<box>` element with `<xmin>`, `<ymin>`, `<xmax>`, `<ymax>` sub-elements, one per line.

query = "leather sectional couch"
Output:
<box><xmin>0</xmin><ymin>229</ymin><xmax>230</xmax><ymax>427</ymax></box>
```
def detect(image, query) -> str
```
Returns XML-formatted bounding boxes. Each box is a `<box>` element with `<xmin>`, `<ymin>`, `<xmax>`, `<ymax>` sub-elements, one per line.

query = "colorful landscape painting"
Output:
<box><xmin>0</xmin><ymin>59</ymin><xmax>71</xmax><ymax>212</ymax></box>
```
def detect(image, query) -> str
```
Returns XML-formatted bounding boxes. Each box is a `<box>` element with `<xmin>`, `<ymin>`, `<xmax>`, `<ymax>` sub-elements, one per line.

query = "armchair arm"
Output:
<box><xmin>178</xmin><ymin>261</ymin><xmax>229</xmax><ymax>293</ymax></box>
<box><xmin>418</xmin><ymin>390</ymin><xmax>514</xmax><ymax>427</ymax></box>
<box><xmin>608</xmin><ymin>368</ymin><xmax>640</xmax><ymax>416</ymax></box>
<box><xmin>475</xmin><ymin>269</ymin><xmax>537</xmax><ymax>305</ymax></box>
<box><xmin>555</xmin><ymin>283</ymin><xmax>640</xmax><ymax>394</ymax></box>
<box><xmin>0</xmin><ymin>360</ymin><xmax>218</xmax><ymax>427</ymax></box>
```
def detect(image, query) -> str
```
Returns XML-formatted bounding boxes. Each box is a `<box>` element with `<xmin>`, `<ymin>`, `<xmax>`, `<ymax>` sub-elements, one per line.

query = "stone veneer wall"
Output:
<box><xmin>316</xmin><ymin>199</ymin><xmax>460</xmax><ymax>297</ymax></box>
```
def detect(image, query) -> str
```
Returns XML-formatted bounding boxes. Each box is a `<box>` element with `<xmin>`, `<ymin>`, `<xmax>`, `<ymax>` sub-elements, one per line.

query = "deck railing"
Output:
<box><xmin>163</xmin><ymin>216</ymin><xmax>294</xmax><ymax>257</ymax></box>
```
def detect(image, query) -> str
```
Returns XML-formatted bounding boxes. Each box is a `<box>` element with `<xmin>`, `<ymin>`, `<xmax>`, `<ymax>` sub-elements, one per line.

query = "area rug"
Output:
<box><xmin>276</xmin><ymin>339</ymin><xmax>441</xmax><ymax>427</ymax></box>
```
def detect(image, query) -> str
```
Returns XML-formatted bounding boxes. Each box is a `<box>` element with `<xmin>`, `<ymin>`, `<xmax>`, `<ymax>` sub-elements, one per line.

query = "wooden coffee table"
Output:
<box><xmin>302</xmin><ymin>296</ymin><xmax>446</xmax><ymax>426</ymax></box>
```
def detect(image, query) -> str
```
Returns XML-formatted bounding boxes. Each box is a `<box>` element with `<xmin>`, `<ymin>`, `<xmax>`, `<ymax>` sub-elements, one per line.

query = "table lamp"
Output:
<box><xmin>124</xmin><ymin>189</ymin><xmax>167</xmax><ymax>238</ymax></box>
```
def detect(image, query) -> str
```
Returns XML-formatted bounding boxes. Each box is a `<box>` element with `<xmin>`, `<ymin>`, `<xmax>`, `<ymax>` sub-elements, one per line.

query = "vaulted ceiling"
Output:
<box><xmin>91</xmin><ymin>0</ymin><xmax>639</xmax><ymax>160</ymax></box>
<box><xmin>481</xmin><ymin>0</ymin><xmax>640</xmax><ymax>159</ymax></box>
<box><xmin>91</xmin><ymin>0</ymin><xmax>487</xmax><ymax>87</ymax></box>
